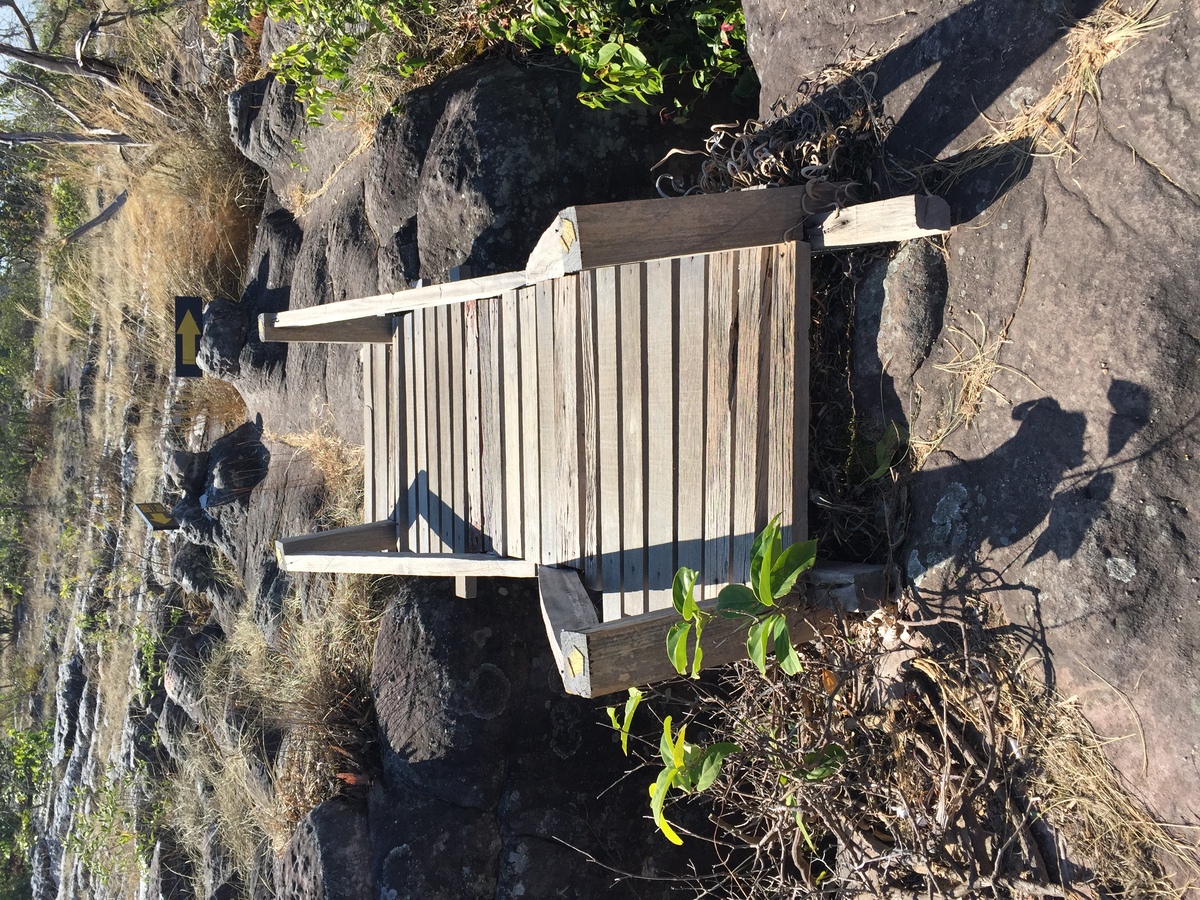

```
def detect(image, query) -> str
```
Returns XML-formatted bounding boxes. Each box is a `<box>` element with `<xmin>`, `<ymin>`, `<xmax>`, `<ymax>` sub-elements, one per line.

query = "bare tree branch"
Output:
<box><xmin>0</xmin><ymin>68</ymin><xmax>102</xmax><ymax>132</ymax></box>
<box><xmin>0</xmin><ymin>131</ymin><xmax>149</xmax><ymax>147</ymax></box>
<box><xmin>0</xmin><ymin>0</ymin><xmax>38</xmax><ymax>51</ymax></box>
<box><xmin>61</xmin><ymin>189</ymin><xmax>128</xmax><ymax>244</ymax></box>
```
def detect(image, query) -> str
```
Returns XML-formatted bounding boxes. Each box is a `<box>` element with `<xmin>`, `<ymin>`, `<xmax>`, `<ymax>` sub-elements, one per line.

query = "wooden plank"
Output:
<box><xmin>435</xmin><ymin>305</ymin><xmax>454</xmax><ymax>551</ymax></box>
<box><xmin>455</xmin><ymin>577</ymin><xmax>478</xmax><ymax>599</ymax></box>
<box><xmin>463</xmin><ymin>301</ymin><xmax>484</xmax><ymax>552</ymax></box>
<box><xmin>500</xmin><ymin>291</ymin><xmax>524</xmax><ymax>560</ymax></box>
<box><xmin>594</xmin><ymin>266</ymin><xmax>622</xmax><ymax>619</ymax></box>
<box><xmin>806</xmin><ymin>196</ymin><xmax>951</xmax><ymax>250</ymax></box>
<box><xmin>402</xmin><ymin>313</ymin><xmax>418</xmax><ymax>552</ymax></box>
<box><xmin>535</xmin><ymin>280</ymin><xmax>558</xmax><ymax>566</ymax></box>
<box><xmin>577</xmin><ymin>271</ymin><xmax>600</xmax><ymax>589</ymax></box>
<box><xmin>675</xmin><ymin>255</ymin><xmax>706</xmax><ymax>583</ymax></box>
<box><xmin>276</xmin><ymin>521</ymin><xmax>398</xmax><ymax>558</ymax></box>
<box><xmin>644</xmin><ymin>257</ymin><xmax>675</xmax><ymax>610</ymax></box>
<box><xmin>393</xmin><ymin>321</ymin><xmax>409</xmax><ymax>549</ymax></box>
<box><xmin>518</xmin><ymin>286</ymin><xmax>542</xmax><ymax>564</ymax></box>
<box><xmin>554</xmin><ymin>275</ymin><xmax>580</xmax><ymax>567</ymax></box>
<box><xmin>619</xmin><ymin>263</ymin><xmax>646</xmax><ymax>616</ymax></box>
<box><xmin>526</xmin><ymin>187</ymin><xmax>812</xmax><ymax>279</ymax></box>
<box><xmin>422</xmin><ymin>308</ymin><xmax>442</xmax><ymax>552</ymax></box>
<box><xmin>278</xmin><ymin>548</ymin><xmax>537</xmax><ymax>577</ymax></box>
<box><xmin>478</xmin><ymin>297</ymin><xmax>504</xmax><ymax>555</ymax></box>
<box><xmin>372</xmin><ymin>343</ymin><xmax>389</xmax><ymax>526</ymax></box>
<box><xmin>449</xmin><ymin>304</ymin><xmax>466</xmax><ymax>552</ymax></box>
<box><xmin>794</xmin><ymin>243</ymin><xmax>812</xmax><ymax>543</ymax></box>
<box><xmin>260</xmin><ymin>314</ymin><xmax>394</xmax><ymax>344</ymax></box>
<box><xmin>767</xmin><ymin>243</ymin><xmax>795</xmax><ymax>545</ymax></box>
<box><xmin>362</xmin><ymin>346</ymin><xmax>376</xmax><ymax>522</ymax></box>
<box><xmin>388</xmin><ymin>318</ymin><xmax>401</xmax><ymax>525</ymax></box>
<box><xmin>730</xmin><ymin>247</ymin><xmax>765</xmax><ymax>583</ymax></box>
<box><xmin>560</xmin><ymin>600</ymin><xmax>833</xmax><ymax>698</ymax></box>
<box><xmin>537</xmin><ymin>566</ymin><xmax>600</xmax><ymax>678</ymax></box>
<box><xmin>267</xmin><ymin>270</ymin><xmax>530</xmax><ymax>329</ymax></box>
<box><xmin>410</xmin><ymin>314</ymin><xmax>430</xmax><ymax>553</ymax></box>
<box><xmin>703</xmin><ymin>251</ymin><xmax>735</xmax><ymax>597</ymax></box>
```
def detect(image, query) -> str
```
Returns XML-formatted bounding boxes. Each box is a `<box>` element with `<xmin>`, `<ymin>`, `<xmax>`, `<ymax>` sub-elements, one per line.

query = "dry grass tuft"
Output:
<box><xmin>173</xmin><ymin>378</ymin><xmax>250</xmax><ymax>436</ymax></box>
<box><xmin>270</xmin><ymin>428</ymin><xmax>364</xmax><ymax>527</ymax></box>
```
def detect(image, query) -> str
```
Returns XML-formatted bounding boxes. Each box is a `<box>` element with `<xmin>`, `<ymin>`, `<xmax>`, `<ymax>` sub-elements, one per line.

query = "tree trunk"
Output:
<box><xmin>0</xmin><ymin>131</ymin><xmax>149</xmax><ymax>147</ymax></box>
<box><xmin>61</xmin><ymin>190</ymin><xmax>128</xmax><ymax>243</ymax></box>
<box><xmin>0</xmin><ymin>42</ymin><xmax>124</xmax><ymax>88</ymax></box>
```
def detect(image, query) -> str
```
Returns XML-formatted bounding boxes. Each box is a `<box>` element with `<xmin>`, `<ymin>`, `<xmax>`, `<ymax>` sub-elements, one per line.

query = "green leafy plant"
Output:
<box><xmin>868</xmin><ymin>421</ymin><xmax>907</xmax><ymax>480</ymax></box>
<box><xmin>668</xmin><ymin>516</ymin><xmax>817</xmax><ymax>679</ymax></box>
<box><xmin>606</xmin><ymin>686</ymin><xmax>643</xmax><ymax>755</ymax></box>
<box><xmin>648</xmin><ymin>716</ymin><xmax>738</xmax><ymax>844</ymax></box>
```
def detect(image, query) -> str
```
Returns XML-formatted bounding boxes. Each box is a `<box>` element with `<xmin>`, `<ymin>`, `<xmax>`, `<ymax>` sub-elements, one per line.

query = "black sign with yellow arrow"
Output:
<box><xmin>135</xmin><ymin>502</ymin><xmax>179</xmax><ymax>531</ymax></box>
<box><xmin>175</xmin><ymin>296</ymin><xmax>203</xmax><ymax>378</ymax></box>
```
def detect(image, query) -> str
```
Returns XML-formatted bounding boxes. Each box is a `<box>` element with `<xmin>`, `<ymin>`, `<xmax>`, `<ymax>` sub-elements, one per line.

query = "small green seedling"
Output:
<box><xmin>606</xmin><ymin>686</ymin><xmax>643</xmax><ymax>755</ymax></box>
<box><xmin>666</xmin><ymin>567</ymin><xmax>711</xmax><ymax>677</ymax></box>
<box><xmin>648</xmin><ymin>716</ymin><xmax>738</xmax><ymax>844</ymax></box>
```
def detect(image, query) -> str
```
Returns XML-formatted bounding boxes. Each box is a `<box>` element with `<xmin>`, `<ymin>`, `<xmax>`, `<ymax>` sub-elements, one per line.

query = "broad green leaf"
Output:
<box><xmin>649</xmin><ymin>768</ymin><xmax>683</xmax><ymax>845</ymax></box>
<box><xmin>690</xmin><ymin>615</ymin><xmax>705</xmax><ymax>676</ymax></box>
<box><xmin>659</xmin><ymin>716</ymin><xmax>675</xmax><ymax>768</ymax></box>
<box><xmin>771</xmin><ymin>539</ymin><xmax>818</xmax><ymax>598</ymax></box>
<box><xmin>748</xmin><ymin>515</ymin><xmax>779</xmax><ymax>590</ymax></box>
<box><xmin>803</xmin><ymin>744</ymin><xmax>848</xmax><ymax>781</ymax></box>
<box><xmin>672</xmin><ymin>567</ymin><xmax>699</xmax><ymax>618</ymax></box>
<box><xmin>621</xmin><ymin>43</ymin><xmax>650</xmax><ymax>68</ymax></box>
<box><xmin>666</xmin><ymin>622</ymin><xmax>690</xmax><ymax>675</ymax></box>
<box><xmin>672</xmin><ymin>722</ymin><xmax>688</xmax><ymax>768</ymax></box>
<box><xmin>870</xmin><ymin>422</ymin><xmax>905</xmax><ymax>480</ymax></box>
<box><xmin>596</xmin><ymin>42</ymin><xmax>621</xmax><ymax>66</ymax></box>
<box><xmin>773</xmin><ymin>617</ymin><xmax>803</xmax><ymax>676</ymax></box>
<box><xmin>607</xmin><ymin>687</ymin><xmax>642</xmax><ymax>755</ymax></box>
<box><xmin>693</xmin><ymin>742</ymin><xmax>739</xmax><ymax>792</ymax></box>
<box><xmin>746</xmin><ymin>617</ymin><xmax>771</xmax><ymax>674</ymax></box>
<box><xmin>717</xmin><ymin>583</ymin><xmax>761</xmax><ymax>618</ymax></box>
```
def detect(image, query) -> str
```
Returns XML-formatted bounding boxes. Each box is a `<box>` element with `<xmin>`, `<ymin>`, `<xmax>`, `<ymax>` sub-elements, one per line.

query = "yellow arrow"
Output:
<box><xmin>177</xmin><ymin>310</ymin><xmax>201</xmax><ymax>365</ymax></box>
<box><xmin>149</xmin><ymin>510</ymin><xmax>172</xmax><ymax>526</ymax></box>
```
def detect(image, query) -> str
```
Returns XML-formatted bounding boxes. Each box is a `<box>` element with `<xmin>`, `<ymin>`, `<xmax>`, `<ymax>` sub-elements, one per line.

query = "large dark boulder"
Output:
<box><xmin>163</xmin><ymin>623</ymin><xmax>224</xmax><ymax>724</ymax></box>
<box><xmin>274</xmin><ymin>799</ymin><xmax>375</xmax><ymax>900</ymax></box>
<box><xmin>197</xmin><ymin>299</ymin><xmax>250</xmax><ymax>379</ymax></box>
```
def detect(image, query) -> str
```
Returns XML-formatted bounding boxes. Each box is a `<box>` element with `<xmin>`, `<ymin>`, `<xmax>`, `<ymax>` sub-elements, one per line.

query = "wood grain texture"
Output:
<box><xmin>767</xmin><ymin>243</ymin><xmax>796</xmax><ymax>545</ymax></box>
<box><xmin>644</xmin><ymin>257</ymin><xmax>676</xmax><ymax>610</ymax></box>
<box><xmin>269</xmin><ymin>270</ymin><xmax>530</xmax><ymax>328</ymax></box>
<box><xmin>362</xmin><ymin>346</ymin><xmax>375</xmax><ymax>523</ymax></box>
<box><xmin>805</xmin><ymin>195</ymin><xmax>950</xmax><ymax>250</ymax></box>
<box><xmin>392</xmin><ymin>322</ymin><xmax>409</xmax><ymax>548</ymax></box>
<box><xmin>260</xmin><ymin>314</ymin><xmax>394</xmax><ymax>344</ymax></box>
<box><xmin>388</xmin><ymin>319</ymin><xmax>401</xmax><ymax>525</ymax></box>
<box><xmin>478</xmin><ymin>298</ymin><xmax>504</xmax><ymax>555</ymax></box>
<box><xmin>463</xmin><ymin>301</ymin><xmax>483</xmax><ymax>552</ymax></box>
<box><xmin>435</xmin><ymin>305</ymin><xmax>454</xmax><ymax>551</ymax></box>
<box><xmin>279</xmin><ymin>549</ymin><xmax>537</xmax><ymax>577</ymax></box>
<box><xmin>619</xmin><ymin>263</ymin><xmax>645</xmax><ymax>617</ymax></box>
<box><xmin>793</xmin><ymin>242</ymin><xmax>811</xmax><ymax>542</ymax></box>
<box><xmin>553</xmin><ymin>275</ymin><xmax>581</xmax><ymax>567</ymax></box>
<box><xmin>410</xmin><ymin>315</ymin><xmax>430</xmax><ymax>552</ymax></box>
<box><xmin>675</xmin><ymin>255</ymin><xmax>707</xmax><ymax>582</ymax></box>
<box><xmin>730</xmin><ymin>247</ymin><xmax>764</xmax><ymax>581</ymax></box>
<box><xmin>594</xmin><ymin>266</ymin><xmax>622</xmax><ymax>619</ymax></box>
<box><xmin>449</xmin><ymin>304</ymin><xmax>466</xmax><ymax>552</ymax></box>
<box><xmin>518</xmin><ymin>286</ymin><xmax>542</xmax><ymax>563</ymax></box>
<box><xmin>703</xmin><ymin>250</ymin><xmax>735</xmax><ymax>597</ymax></box>
<box><xmin>402</xmin><ymin>313</ymin><xmax>418</xmax><ymax>552</ymax></box>
<box><xmin>576</xmin><ymin>271</ymin><xmax>600</xmax><ymax>589</ymax></box>
<box><xmin>422</xmin><ymin>308</ymin><xmax>442</xmax><ymax>552</ymax></box>
<box><xmin>500</xmin><ymin>291</ymin><xmax>524</xmax><ymax>560</ymax></box>
<box><xmin>536</xmin><ymin>280</ymin><xmax>558</xmax><ymax>566</ymax></box>
<box><xmin>277</xmin><ymin>521</ymin><xmax>398</xmax><ymax>556</ymax></box>
<box><xmin>538</xmin><ymin>566</ymin><xmax>600</xmax><ymax>677</ymax></box>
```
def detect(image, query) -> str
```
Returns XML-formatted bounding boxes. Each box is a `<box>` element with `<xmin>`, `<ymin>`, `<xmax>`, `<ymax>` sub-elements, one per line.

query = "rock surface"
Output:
<box><xmin>748</xmin><ymin>0</ymin><xmax>1200</xmax><ymax>824</ymax></box>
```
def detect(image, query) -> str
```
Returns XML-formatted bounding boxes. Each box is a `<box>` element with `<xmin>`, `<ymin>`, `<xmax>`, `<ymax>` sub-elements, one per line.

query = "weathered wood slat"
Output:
<box><xmin>537</xmin><ymin>566</ymin><xmax>600</xmax><ymax>680</ymax></box>
<box><xmin>392</xmin><ymin>322</ymin><xmax>409</xmax><ymax>549</ymax></box>
<box><xmin>411</xmin><ymin>314</ymin><xmax>430</xmax><ymax>553</ymax></box>
<box><xmin>266</xmin><ymin>271</ymin><xmax>530</xmax><ymax>329</ymax></box>
<box><xmin>577</xmin><ymin>271</ymin><xmax>600</xmax><ymax>589</ymax></box>
<box><xmin>435</xmin><ymin>305</ymin><xmax>454</xmax><ymax>551</ymax></box>
<box><xmin>619</xmin><ymin>263</ymin><xmax>646</xmax><ymax>617</ymax></box>
<box><xmin>463</xmin><ymin>301</ymin><xmax>483</xmax><ymax>552</ymax></box>
<box><xmin>362</xmin><ymin>346</ymin><xmax>375</xmax><ymax>523</ymax></box>
<box><xmin>260</xmin><ymin>314</ymin><xmax>394</xmax><ymax>344</ymax></box>
<box><xmin>554</xmin><ymin>275</ymin><xmax>581</xmax><ymax>567</ymax></box>
<box><xmin>279</xmin><ymin>549</ymin><xmax>537</xmax><ymax>577</ymax></box>
<box><xmin>805</xmin><ymin>195</ymin><xmax>951</xmax><ymax>250</ymax></box>
<box><xmin>423</xmin><ymin>308</ymin><xmax>442</xmax><ymax>552</ymax></box>
<box><xmin>449</xmin><ymin>304</ymin><xmax>466</xmax><ymax>553</ymax></box>
<box><xmin>731</xmin><ymin>247</ymin><xmax>765</xmax><ymax>581</ymax></box>
<box><xmin>675</xmin><ymin>255</ymin><xmax>707</xmax><ymax>584</ymax></box>
<box><xmin>277</xmin><ymin>521</ymin><xmax>399</xmax><ymax>557</ymax></box>
<box><xmin>371</xmin><ymin>343</ymin><xmax>389</xmax><ymax>527</ymax></box>
<box><xmin>500</xmin><ymin>291</ymin><xmax>524</xmax><ymax>560</ymax></box>
<box><xmin>703</xmin><ymin>251</ymin><xmax>735</xmax><ymax>597</ymax></box>
<box><xmin>644</xmin><ymin>257</ymin><xmax>676</xmax><ymax>610</ymax></box>
<box><xmin>536</xmin><ymin>280</ymin><xmax>558</xmax><ymax>566</ymax></box>
<box><xmin>594</xmin><ymin>267</ymin><xmax>622</xmax><ymax>619</ymax></box>
<box><xmin>388</xmin><ymin>318</ymin><xmax>401</xmax><ymax>526</ymax></box>
<box><xmin>793</xmin><ymin>243</ymin><xmax>812</xmax><ymax>543</ymax></box>
<box><xmin>402</xmin><ymin>313</ymin><xmax>418</xmax><ymax>551</ymax></box>
<box><xmin>560</xmin><ymin>601</ymin><xmax>833</xmax><ymax>697</ymax></box>
<box><xmin>767</xmin><ymin>243</ymin><xmax>796</xmax><ymax>545</ymax></box>
<box><xmin>518</xmin><ymin>286</ymin><xmax>542</xmax><ymax>563</ymax></box>
<box><xmin>478</xmin><ymin>298</ymin><xmax>504</xmax><ymax>555</ymax></box>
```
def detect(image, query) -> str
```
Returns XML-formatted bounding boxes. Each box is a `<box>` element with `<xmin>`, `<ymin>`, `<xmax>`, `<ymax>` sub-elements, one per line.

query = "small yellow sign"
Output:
<box><xmin>566</xmin><ymin>647</ymin><xmax>586</xmax><ymax>678</ymax></box>
<box><xmin>177</xmin><ymin>311</ymin><xmax>201</xmax><ymax>366</ymax></box>
<box><xmin>559</xmin><ymin>217</ymin><xmax>577</xmax><ymax>253</ymax></box>
<box><xmin>135</xmin><ymin>502</ymin><xmax>178</xmax><ymax>531</ymax></box>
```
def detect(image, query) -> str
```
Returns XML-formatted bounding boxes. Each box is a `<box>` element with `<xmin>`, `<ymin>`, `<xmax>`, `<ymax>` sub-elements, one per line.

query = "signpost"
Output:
<box><xmin>175</xmin><ymin>296</ymin><xmax>203</xmax><ymax>378</ymax></box>
<box><xmin>135</xmin><ymin>502</ymin><xmax>179</xmax><ymax>531</ymax></box>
